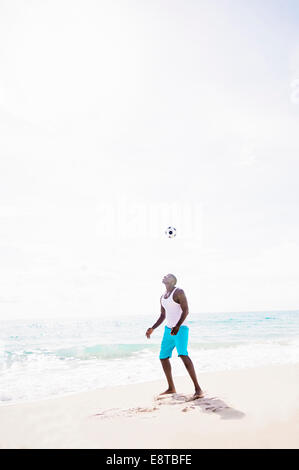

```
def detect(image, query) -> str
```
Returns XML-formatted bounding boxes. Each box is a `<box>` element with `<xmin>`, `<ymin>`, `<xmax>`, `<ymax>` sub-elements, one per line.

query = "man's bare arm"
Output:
<box><xmin>174</xmin><ymin>289</ymin><xmax>189</xmax><ymax>328</ymax></box>
<box><xmin>151</xmin><ymin>304</ymin><xmax>166</xmax><ymax>330</ymax></box>
<box><xmin>146</xmin><ymin>301</ymin><xmax>165</xmax><ymax>338</ymax></box>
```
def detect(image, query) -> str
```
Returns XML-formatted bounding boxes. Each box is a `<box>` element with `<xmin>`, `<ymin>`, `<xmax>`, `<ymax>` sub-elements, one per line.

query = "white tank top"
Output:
<box><xmin>161</xmin><ymin>287</ymin><xmax>188</xmax><ymax>328</ymax></box>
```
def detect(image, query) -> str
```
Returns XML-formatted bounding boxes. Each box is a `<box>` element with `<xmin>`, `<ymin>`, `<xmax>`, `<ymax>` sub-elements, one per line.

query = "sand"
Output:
<box><xmin>0</xmin><ymin>363</ymin><xmax>298</xmax><ymax>449</ymax></box>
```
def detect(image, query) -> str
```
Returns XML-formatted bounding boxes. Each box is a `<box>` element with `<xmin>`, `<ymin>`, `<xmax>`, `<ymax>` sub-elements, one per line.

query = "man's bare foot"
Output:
<box><xmin>193</xmin><ymin>389</ymin><xmax>204</xmax><ymax>399</ymax></box>
<box><xmin>159</xmin><ymin>388</ymin><xmax>176</xmax><ymax>395</ymax></box>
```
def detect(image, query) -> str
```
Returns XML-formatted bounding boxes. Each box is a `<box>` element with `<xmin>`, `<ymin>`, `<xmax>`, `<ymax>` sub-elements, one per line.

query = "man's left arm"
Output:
<box><xmin>171</xmin><ymin>289</ymin><xmax>189</xmax><ymax>335</ymax></box>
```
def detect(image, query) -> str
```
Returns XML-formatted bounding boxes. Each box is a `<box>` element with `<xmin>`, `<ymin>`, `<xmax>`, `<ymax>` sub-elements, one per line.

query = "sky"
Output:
<box><xmin>0</xmin><ymin>0</ymin><xmax>299</xmax><ymax>319</ymax></box>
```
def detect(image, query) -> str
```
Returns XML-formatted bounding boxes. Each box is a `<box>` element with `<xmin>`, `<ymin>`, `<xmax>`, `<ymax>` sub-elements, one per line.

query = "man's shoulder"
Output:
<box><xmin>175</xmin><ymin>287</ymin><xmax>185</xmax><ymax>294</ymax></box>
<box><xmin>174</xmin><ymin>287</ymin><xmax>186</xmax><ymax>299</ymax></box>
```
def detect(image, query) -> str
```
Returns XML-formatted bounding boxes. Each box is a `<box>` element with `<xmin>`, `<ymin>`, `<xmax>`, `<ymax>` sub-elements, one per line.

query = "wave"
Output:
<box><xmin>2</xmin><ymin>343</ymin><xmax>160</xmax><ymax>364</ymax></box>
<box><xmin>54</xmin><ymin>343</ymin><xmax>161</xmax><ymax>360</ymax></box>
<box><xmin>3</xmin><ymin>337</ymin><xmax>298</xmax><ymax>366</ymax></box>
<box><xmin>51</xmin><ymin>341</ymin><xmax>252</xmax><ymax>359</ymax></box>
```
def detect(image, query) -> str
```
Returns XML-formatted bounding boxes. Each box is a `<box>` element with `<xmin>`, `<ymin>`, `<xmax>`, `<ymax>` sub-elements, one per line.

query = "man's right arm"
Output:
<box><xmin>151</xmin><ymin>304</ymin><xmax>166</xmax><ymax>330</ymax></box>
<box><xmin>146</xmin><ymin>301</ymin><xmax>166</xmax><ymax>338</ymax></box>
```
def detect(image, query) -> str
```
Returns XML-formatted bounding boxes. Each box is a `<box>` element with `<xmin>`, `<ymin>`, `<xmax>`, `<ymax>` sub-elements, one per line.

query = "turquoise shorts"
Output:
<box><xmin>159</xmin><ymin>325</ymin><xmax>189</xmax><ymax>359</ymax></box>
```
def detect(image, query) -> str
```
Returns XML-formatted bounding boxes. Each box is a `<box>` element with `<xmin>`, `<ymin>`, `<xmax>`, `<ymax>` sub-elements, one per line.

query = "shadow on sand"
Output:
<box><xmin>155</xmin><ymin>392</ymin><xmax>245</xmax><ymax>420</ymax></box>
<box><xmin>93</xmin><ymin>391</ymin><xmax>245</xmax><ymax>421</ymax></box>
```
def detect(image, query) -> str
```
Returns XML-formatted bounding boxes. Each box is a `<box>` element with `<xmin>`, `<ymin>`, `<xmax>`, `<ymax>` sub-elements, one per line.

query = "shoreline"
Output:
<box><xmin>0</xmin><ymin>363</ymin><xmax>298</xmax><ymax>449</ymax></box>
<box><xmin>1</xmin><ymin>360</ymin><xmax>298</xmax><ymax>408</ymax></box>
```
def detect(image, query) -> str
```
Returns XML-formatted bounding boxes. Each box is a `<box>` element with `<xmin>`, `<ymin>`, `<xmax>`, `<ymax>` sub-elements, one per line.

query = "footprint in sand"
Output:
<box><xmin>94</xmin><ymin>406</ymin><xmax>159</xmax><ymax>420</ymax></box>
<box><xmin>125</xmin><ymin>406</ymin><xmax>159</xmax><ymax>418</ymax></box>
<box><xmin>155</xmin><ymin>393</ymin><xmax>187</xmax><ymax>404</ymax></box>
<box><xmin>154</xmin><ymin>393</ymin><xmax>244</xmax><ymax>420</ymax></box>
<box><xmin>93</xmin><ymin>394</ymin><xmax>244</xmax><ymax>421</ymax></box>
<box><xmin>154</xmin><ymin>394</ymin><xmax>175</xmax><ymax>401</ymax></box>
<box><xmin>182</xmin><ymin>406</ymin><xmax>196</xmax><ymax>412</ymax></box>
<box><xmin>94</xmin><ymin>407</ymin><xmax>119</xmax><ymax>419</ymax></box>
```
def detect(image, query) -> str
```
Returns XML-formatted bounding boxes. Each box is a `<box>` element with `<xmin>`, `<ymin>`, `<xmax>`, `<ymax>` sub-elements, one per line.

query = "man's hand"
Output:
<box><xmin>171</xmin><ymin>325</ymin><xmax>180</xmax><ymax>336</ymax></box>
<box><xmin>146</xmin><ymin>328</ymin><xmax>154</xmax><ymax>339</ymax></box>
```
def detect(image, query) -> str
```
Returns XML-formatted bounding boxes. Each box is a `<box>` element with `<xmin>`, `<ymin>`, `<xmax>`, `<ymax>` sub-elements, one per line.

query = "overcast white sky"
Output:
<box><xmin>1</xmin><ymin>0</ymin><xmax>299</xmax><ymax>319</ymax></box>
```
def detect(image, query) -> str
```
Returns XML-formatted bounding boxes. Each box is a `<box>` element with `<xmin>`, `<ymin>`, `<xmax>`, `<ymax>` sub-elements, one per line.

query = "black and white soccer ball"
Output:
<box><xmin>165</xmin><ymin>226</ymin><xmax>176</xmax><ymax>238</ymax></box>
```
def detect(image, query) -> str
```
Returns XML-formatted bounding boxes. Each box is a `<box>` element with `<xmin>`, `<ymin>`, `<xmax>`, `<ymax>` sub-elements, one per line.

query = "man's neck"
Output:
<box><xmin>166</xmin><ymin>285</ymin><xmax>176</xmax><ymax>293</ymax></box>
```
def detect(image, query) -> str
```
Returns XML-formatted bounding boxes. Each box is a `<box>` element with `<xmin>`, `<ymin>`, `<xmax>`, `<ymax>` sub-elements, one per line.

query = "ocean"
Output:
<box><xmin>1</xmin><ymin>310</ymin><xmax>299</xmax><ymax>404</ymax></box>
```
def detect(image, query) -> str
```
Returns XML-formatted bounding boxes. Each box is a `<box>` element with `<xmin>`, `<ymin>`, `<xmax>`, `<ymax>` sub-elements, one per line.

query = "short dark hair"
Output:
<box><xmin>169</xmin><ymin>274</ymin><xmax>177</xmax><ymax>285</ymax></box>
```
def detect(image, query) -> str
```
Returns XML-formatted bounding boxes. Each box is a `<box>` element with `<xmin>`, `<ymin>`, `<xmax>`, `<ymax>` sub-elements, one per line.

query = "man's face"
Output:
<box><xmin>162</xmin><ymin>274</ymin><xmax>175</xmax><ymax>287</ymax></box>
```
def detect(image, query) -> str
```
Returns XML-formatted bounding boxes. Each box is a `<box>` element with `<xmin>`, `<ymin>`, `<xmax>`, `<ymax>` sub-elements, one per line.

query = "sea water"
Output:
<box><xmin>1</xmin><ymin>310</ymin><xmax>299</xmax><ymax>404</ymax></box>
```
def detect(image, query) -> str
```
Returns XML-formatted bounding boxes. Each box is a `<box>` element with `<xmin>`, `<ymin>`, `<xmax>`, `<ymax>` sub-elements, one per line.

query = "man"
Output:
<box><xmin>146</xmin><ymin>273</ymin><xmax>204</xmax><ymax>399</ymax></box>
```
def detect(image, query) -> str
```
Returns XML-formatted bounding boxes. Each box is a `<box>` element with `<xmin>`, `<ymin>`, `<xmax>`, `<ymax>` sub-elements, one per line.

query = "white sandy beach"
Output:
<box><xmin>0</xmin><ymin>363</ymin><xmax>298</xmax><ymax>449</ymax></box>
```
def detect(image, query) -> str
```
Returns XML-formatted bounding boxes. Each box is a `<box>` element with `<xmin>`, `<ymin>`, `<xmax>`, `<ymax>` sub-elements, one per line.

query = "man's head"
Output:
<box><xmin>162</xmin><ymin>273</ymin><xmax>177</xmax><ymax>288</ymax></box>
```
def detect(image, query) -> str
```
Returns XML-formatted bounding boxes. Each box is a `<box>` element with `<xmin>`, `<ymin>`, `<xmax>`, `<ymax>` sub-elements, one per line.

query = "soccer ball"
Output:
<box><xmin>165</xmin><ymin>226</ymin><xmax>176</xmax><ymax>238</ymax></box>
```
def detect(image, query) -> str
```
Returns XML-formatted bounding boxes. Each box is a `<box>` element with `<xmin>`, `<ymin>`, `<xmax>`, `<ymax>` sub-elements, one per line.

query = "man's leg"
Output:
<box><xmin>159</xmin><ymin>358</ymin><xmax>176</xmax><ymax>394</ymax></box>
<box><xmin>159</xmin><ymin>326</ymin><xmax>176</xmax><ymax>394</ymax></box>
<box><xmin>175</xmin><ymin>326</ymin><xmax>204</xmax><ymax>398</ymax></box>
<box><xmin>179</xmin><ymin>355</ymin><xmax>203</xmax><ymax>397</ymax></box>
